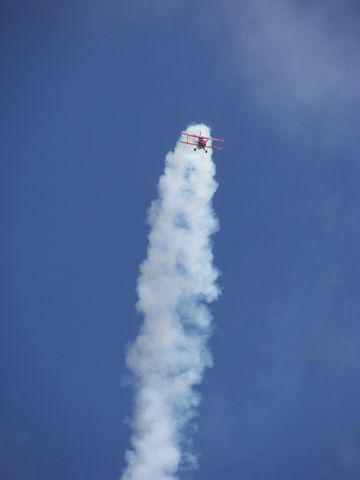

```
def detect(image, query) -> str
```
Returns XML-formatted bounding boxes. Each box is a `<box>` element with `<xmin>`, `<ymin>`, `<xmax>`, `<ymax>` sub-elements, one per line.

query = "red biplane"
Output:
<box><xmin>180</xmin><ymin>131</ymin><xmax>224</xmax><ymax>153</ymax></box>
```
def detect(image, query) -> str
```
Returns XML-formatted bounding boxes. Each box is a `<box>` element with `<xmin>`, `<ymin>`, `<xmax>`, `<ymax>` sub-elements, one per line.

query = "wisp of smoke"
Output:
<box><xmin>121</xmin><ymin>124</ymin><xmax>220</xmax><ymax>480</ymax></box>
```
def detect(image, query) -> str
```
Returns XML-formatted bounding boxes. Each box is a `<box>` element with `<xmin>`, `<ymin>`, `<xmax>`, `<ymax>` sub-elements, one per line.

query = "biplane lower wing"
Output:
<box><xmin>179</xmin><ymin>140</ymin><xmax>223</xmax><ymax>150</ymax></box>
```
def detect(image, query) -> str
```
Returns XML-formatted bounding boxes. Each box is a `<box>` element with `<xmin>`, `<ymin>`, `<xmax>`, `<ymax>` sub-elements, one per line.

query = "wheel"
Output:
<box><xmin>194</xmin><ymin>148</ymin><xmax>197</xmax><ymax>151</ymax></box>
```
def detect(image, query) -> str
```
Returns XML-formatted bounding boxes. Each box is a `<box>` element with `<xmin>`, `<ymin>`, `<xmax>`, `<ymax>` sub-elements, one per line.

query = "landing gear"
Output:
<box><xmin>194</xmin><ymin>148</ymin><xmax>197</xmax><ymax>151</ymax></box>
<box><xmin>205</xmin><ymin>150</ymin><xmax>208</xmax><ymax>153</ymax></box>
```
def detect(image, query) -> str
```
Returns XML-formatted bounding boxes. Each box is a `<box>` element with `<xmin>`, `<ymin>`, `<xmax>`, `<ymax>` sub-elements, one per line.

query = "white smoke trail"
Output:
<box><xmin>122</xmin><ymin>124</ymin><xmax>220</xmax><ymax>480</ymax></box>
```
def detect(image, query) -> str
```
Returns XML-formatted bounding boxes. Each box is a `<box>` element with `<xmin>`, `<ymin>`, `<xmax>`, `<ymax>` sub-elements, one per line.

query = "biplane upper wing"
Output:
<box><xmin>181</xmin><ymin>131</ymin><xmax>224</xmax><ymax>142</ymax></box>
<box><xmin>181</xmin><ymin>132</ymin><xmax>210</xmax><ymax>140</ymax></box>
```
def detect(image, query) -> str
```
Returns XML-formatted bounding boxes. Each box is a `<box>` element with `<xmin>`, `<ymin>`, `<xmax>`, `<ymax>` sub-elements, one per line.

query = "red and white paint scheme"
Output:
<box><xmin>180</xmin><ymin>131</ymin><xmax>224</xmax><ymax>153</ymax></box>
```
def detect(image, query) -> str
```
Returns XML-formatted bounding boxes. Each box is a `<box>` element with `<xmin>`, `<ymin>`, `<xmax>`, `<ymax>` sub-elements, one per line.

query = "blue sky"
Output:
<box><xmin>1</xmin><ymin>1</ymin><xmax>360</xmax><ymax>479</ymax></box>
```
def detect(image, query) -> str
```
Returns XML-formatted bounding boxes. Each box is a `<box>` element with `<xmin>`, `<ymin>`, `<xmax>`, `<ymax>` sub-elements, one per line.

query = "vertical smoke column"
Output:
<box><xmin>122</xmin><ymin>124</ymin><xmax>220</xmax><ymax>480</ymax></box>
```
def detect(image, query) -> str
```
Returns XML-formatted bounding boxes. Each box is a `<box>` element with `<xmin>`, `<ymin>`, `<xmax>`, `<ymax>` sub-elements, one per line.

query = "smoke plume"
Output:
<box><xmin>122</xmin><ymin>124</ymin><xmax>220</xmax><ymax>480</ymax></box>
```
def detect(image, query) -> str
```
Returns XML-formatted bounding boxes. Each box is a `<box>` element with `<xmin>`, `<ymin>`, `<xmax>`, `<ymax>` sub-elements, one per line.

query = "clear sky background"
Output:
<box><xmin>1</xmin><ymin>1</ymin><xmax>360</xmax><ymax>479</ymax></box>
